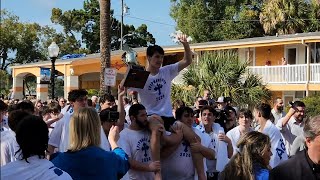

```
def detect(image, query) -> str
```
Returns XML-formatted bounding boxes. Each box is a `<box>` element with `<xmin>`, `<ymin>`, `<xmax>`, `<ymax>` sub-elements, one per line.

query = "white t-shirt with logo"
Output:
<box><xmin>161</xmin><ymin>127</ymin><xmax>212</xmax><ymax>180</ymax></box>
<box><xmin>131</xmin><ymin>63</ymin><xmax>179</xmax><ymax>117</ymax></box>
<box><xmin>255</xmin><ymin>120</ymin><xmax>288</xmax><ymax>168</ymax></box>
<box><xmin>118</xmin><ymin>128</ymin><xmax>154</xmax><ymax>180</ymax></box>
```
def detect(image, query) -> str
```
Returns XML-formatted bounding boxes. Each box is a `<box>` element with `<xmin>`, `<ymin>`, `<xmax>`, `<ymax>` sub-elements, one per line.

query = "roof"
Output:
<box><xmin>11</xmin><ymin>32</ymin><xmax>320</xmax><ymax>68</ymax></box>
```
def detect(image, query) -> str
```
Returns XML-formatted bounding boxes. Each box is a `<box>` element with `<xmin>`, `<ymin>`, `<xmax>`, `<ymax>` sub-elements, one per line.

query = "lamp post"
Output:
<box><xmin>120</xmin><ymin>0</ymin><xmax>130</xmax><ymax>50</ymax></box>
<box><xmin>48</xmin><ymin>42</ymin><xmax>59</xmax><ymax>100</ymax></box>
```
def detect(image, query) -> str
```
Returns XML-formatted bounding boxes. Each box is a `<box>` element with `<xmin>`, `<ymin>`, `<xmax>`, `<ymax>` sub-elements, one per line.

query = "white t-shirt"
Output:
<box><xmin>196</xmin><ymin>123</ymin><xmax>228</xmax><ymax>172</ymax></box>
<box><xmin>131</xmin><ymin>63</ymin><xmax>179</xmax><ymax>117</ymax></box>
<box><xmin>1</xmin><ymin>130</ymin><xmax>19</xmax><ymax>166</ymax></box>
<box><xmin>118</xmin><ymin>128</ymin><xmax>154</xmax><ymax>180</ymax></box>
<box><xmin>161</xmin><ymin>127</ymin><xmax>212</xmax><ymax>180</ymax></box>
<box><xmin>1</xmin><ymin>116</ymin><xmax>9</xmax><ymax>132</ymax></box>
<box><xmin>1</xmin><ymin>155</ymin><xmax>72</xmax><ymax>180</ymax></box>
<box><xmin>255</xmin><ymin>120</ymin><xmax>288</xmax><ymax>168</ymax></box>
<box><xmin>226</xmin><ymin>126</ymin><xmax>253</xmax><ymax>155</ymax></box>
<box><xmin>49</xmin><ymin>112</ymin><xmax>111</xmax><ymax>152</ymax></box>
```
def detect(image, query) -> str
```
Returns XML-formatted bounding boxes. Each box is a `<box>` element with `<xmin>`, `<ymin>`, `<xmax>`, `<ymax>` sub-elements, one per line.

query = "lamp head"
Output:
<box><xmin>48</xmin><ymin>42</ymin><xmax>60</xmax><ymax>58</ymax></box>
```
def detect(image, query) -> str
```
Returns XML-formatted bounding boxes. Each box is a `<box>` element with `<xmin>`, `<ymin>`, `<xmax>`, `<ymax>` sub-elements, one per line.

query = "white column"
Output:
<box><xmin>12</xmin><ymin>76</ymin><xmax>24</xmax><ymax>100</ymax></box>
<box><xmin>66</xmin><ymin>76</ymin><xmax>79</xmax><ymax>93</ymax></box>
<box><xmin>36</xmin><ymin>77</ymin><xmax>48</xmax><ymax>102</ymax></box>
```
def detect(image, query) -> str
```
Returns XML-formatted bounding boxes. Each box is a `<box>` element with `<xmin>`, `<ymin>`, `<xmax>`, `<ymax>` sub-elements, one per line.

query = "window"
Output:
<box><xmin>310</xmin><ymin>42</ymin><xmax>320</xmax><ymax>63</ymax></box>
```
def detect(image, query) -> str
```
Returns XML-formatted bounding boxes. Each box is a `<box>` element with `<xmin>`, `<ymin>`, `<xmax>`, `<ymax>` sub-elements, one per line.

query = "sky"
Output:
<box><xmin>2</xmin><ymin>0</ymin><xmax>177</xmax><ymax>46</ymax></box>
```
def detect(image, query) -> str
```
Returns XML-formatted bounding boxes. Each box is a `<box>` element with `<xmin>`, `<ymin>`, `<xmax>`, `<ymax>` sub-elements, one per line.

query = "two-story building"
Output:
<box><xmin>10</xmin><ymin>32</ymin><xmax>320</xmax><ymax>104</ymax></box>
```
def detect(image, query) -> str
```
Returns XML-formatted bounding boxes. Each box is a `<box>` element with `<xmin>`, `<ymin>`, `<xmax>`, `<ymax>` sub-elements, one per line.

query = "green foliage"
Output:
<box><xmin>172</xmin><ymin>51</ymin><xmax>271</xmax><ymax>108</ymax></box>
<box><xmin>170</xmin><ymin>0</ymin><xmax>265</xmax><ymax>42</ymax></box>
<box><xmin>51</xmin><ymin>0</ymin><xmax>155</xmax><ymax>53</ymax></box>
<box><xmin>171</xmin><ymin>0</ymin><xmax>319</xmax><ymax>41</ymax></box>
<box><xmin>260</xmin><ymin>0</ymin><xmax>310</xmax><ymax>35</ymax></box>
<box><xmin>87</xmin><ymin>89</ymin><xmax>100</xmax><ymax>97</ymax></box>
<box><xmin>0</xmin><ymin>10</ymin><xmax>47</xmax><ymax>70</ymax></box>
<box><xmin>301</xmin><ymin>95</ymin><xmax>320</xmax><ymax>118</ymax></box>
<box><xmin>0</xmin><ymin>70</ymin><xmax>11</xmax><ymax>96</ymax></box>
<box><xmin>171</xmin><ymin>84</ymin><xmax>198</xmax><ymax>106</ymax></box>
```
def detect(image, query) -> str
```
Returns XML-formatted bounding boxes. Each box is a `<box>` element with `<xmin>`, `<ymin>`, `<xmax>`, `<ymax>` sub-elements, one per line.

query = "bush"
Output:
<box><xmin>302</xmin><ymin>95</ymin><xmax>320</xmax><ymax>118</ymax></box>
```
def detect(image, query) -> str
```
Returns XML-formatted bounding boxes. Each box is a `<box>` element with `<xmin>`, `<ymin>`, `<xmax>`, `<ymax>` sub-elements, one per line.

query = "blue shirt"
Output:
<box><xmin>51</xmin><ymin>146</ymin><xmax>129</xmax><ymax>180</ymax></box>
<box><xmin>254</xmin><ymin>165</ymin><xmax>269</xmax><ymax>180</ymax></box>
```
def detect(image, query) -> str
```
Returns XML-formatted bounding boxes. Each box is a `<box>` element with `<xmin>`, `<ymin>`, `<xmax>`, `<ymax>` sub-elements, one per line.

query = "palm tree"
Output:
<box><xmin>100</xmin><ymin>0</ymin><xmax>111</xmax><ymax>95</ymax></box>
<box><xmin>260</xmin><ymin>0</ymin><xmax>308</xmax><ymax>35</ymax></box>
<box><xmin>171</xmin><ymin>50</ymin><xmax>271</xmax><ymax>108</ymax></box>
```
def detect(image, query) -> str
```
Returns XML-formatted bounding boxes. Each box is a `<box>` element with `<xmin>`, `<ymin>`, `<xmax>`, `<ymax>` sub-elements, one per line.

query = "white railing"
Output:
<box><xmin>248</xmin><ymin>63</ymin><xmax>320</xmax><ymax>84</ymax></box>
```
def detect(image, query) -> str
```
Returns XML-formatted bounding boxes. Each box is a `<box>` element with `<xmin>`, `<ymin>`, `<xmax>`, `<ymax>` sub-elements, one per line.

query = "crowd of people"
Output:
<box><xmin>0</xmin><ymin>34</ymin><xmax>319</xmax><ymax>180</ymax></box>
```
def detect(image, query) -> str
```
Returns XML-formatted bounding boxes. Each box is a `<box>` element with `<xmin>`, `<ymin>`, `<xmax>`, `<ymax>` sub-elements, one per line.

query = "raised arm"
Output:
<box><xmin>116</xmin><ymin>85</ymin><xmax>126</xmax><ymax>131</ymax></box>
<box><xmin>177</xmin><ymin>34</ymin><xmax>193</xmax><ymax>72</ymax></box>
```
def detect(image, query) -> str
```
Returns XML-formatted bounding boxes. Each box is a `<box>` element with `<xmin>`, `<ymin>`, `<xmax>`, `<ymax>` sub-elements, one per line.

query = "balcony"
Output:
<box><xmin>248</xmin><ymin>64</ymin><xmax>320</xmax><ymax>84</ymax></box>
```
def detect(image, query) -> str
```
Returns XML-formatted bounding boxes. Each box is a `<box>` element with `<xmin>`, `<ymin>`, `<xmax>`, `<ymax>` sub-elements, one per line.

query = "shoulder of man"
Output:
<box><xmin>270</xmin><ymin>151</ymin><xmax>305</xmax><ymax>179</ymax></box>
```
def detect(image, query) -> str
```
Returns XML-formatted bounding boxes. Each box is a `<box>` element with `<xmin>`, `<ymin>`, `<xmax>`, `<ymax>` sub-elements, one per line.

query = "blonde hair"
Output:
<box><xmin>68</xmin><ymin>107</ymin><xmax>101</xmax><ymax>152</ymax></box>
<box><xmin>220</xmin><ymin>131</ymin><xmax>271</xmax><ymax>180</ymax></box>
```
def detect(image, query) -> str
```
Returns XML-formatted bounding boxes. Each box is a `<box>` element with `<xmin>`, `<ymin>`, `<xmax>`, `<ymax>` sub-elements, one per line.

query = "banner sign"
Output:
<box><xmin>40</xmin><ymin>68</ymin><xmax>51</xmax><ymax>84</ymax></box>
<box><xmin>104</xmin><ymin>68</ymin><xmax>117</xmax><ymax>87</ymax></box>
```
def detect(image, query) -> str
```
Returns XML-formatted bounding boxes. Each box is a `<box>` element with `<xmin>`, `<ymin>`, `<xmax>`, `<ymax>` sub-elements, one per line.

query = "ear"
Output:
<box><xmin>130</xmin><ymin>115</ymin><xmax>136</xmax><ymax>121</ymax></box>
<box><xmin>305</xmin><ymin>137</ymin><xmax>312</xmax><ymax>149</ymax></box>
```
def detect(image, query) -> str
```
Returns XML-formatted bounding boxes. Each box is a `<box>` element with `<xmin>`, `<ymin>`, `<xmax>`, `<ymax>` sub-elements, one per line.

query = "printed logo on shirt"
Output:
<box><xmin>276</xmin><ymin>138</ymin><xmax>286</xmax><ymax>160</ymax></box>
<box><xmin>180</xmin><ymin>140</ymin><xmax>191</xmax><ymax>157</ymax></box>
<box><xmin>147</xmin><ymin>78</ymin><xmax>167</xmax><ymax>101</ymax></box>
<box><xmin>136</xmin><ymin>137</ymin><xmax>151</xmax><ymax>163</ymax></box>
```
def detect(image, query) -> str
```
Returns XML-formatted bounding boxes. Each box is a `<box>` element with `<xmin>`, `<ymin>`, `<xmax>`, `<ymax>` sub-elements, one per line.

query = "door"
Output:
<box><xmin>287</xmin><ymin>48</ymin><xmax>297</xmax><ymax>65</ymax></box>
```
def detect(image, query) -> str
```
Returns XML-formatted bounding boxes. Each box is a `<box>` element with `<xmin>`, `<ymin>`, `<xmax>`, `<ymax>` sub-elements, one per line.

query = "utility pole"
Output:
<box><xmin>120</xmin><ymin>0</ymin><xmax>124</xmax><ymax>50</ymax></box>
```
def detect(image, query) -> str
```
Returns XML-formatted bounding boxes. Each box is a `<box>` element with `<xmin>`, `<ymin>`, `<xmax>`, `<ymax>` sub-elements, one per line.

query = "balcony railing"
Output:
<box><xmin>248</xmin><ymin>63</ymin><xmax>320</xmax><ymax>84</ymax></box>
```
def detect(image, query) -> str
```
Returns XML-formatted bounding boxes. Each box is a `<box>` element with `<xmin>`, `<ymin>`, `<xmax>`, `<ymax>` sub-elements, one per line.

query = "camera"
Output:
<box><xmin>99</xmin><ymin>109</ymin><xmax>119</xmax><ymax>122</ymax></box>
<box><xmin>215</xmin><ymin>109</ymin><xmax>228</xmax><ymax>127</ymax></box>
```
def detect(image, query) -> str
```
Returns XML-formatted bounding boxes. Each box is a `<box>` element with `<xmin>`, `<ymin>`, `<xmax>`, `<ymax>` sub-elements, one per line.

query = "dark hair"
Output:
<box><xmin>8</xmin><ymin>104</ymin><xmax>18</xmax><ymax>113</ymax></box>
<box><xmin>200</xmin><ymin>106</ymin><xmax>217</xmax><ymax>116</ymax></box>
<box><xmin>68</xmin><ymin>89</ymin><xmax>88</xmax><ymax>102</ymax></box>
<box><xmin>99</xmin><ymin>93</ymin><xmax>115</xmax><ymax>104</ymax></box>
<box><xmin>225</xmin><ymin>97</ymin><xmax>232</xmax><ymax>103</ymax></box>
<box><xmin>17</xmin><ymin>100</ymin><xmax>35</xmax><ymax>114</ymax></box>
<box><xmin>225</xmin><ymin>106</ymin><xmax>236</xmax><ymax>113</ymax></box>
<box><xmin>38</xmin><ymin>106</ymin><xmax>51</xmax><ymax>117</ymax></box>
<box><xmin>0</xmin><ymin>100</ymin><xmax>8</xmax><ymax>111</ymax></box>
<box><xmin>238</xmin><ymin>108</ymin><xmax>253</xmax><ymax>119</ymax></box>
<box><xmin>176</xmin><ymin>106</ymin><xmax>194</xmax><ymax>120</ymax></box>
<box><xmin>15</xmin><ymin>115</ymin><xmax>49</xmax><ymax>162</ymax></box>
<box><xmin>8</xmin><ymin>110</ymin><xmax>30</xmax><ymax>132</ymax></box>
<box><xmin>47</xmin><ymin>102</ymin><xmax>60</xmax><ymax>113</ymax></box>
<box><xmin>87</xmin><ymin>99</ymin><xmax>93</xmax><ymax>107</ymax></box>
<box><xmin>292</xmin><ymin>101</ymin><xmax>305</xmax><ymax>108</ymax></box>
<box><xmin>147</xmin><ymin>45</ymin><xmax>164</xmax><ymax>57</ymax></box>
<box><xmin>129</xmin><ymin>104</ymin><xmax>146</xmax><ymax>117</ymax></box>
<box><xmin>254</xmin><ymin>103</ymin><xmax>271</xmax><ymax>119</ymax></box>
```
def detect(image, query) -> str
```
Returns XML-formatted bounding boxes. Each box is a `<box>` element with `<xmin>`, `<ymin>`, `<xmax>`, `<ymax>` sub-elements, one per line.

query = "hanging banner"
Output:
<box><xmin>40</xmin><ymin>68</ymin><xmax>51</xmax><ymax>84</ymax></box>
<box><xmin>104</xmin><ymin>68</ymin><xmax>117</xmax><ymax>87</ymax></box>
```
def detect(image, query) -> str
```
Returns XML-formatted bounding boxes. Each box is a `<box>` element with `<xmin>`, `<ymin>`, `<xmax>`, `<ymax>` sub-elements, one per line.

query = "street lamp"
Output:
<box><xmin>120</xmin><ymin>0</ymin><xmax>130</xmax><ymax>50</ymax></box>
<box><xmin>48</xmin><ymin>42</ymin><xmax>59</xmax><ymax>100</ymax></box>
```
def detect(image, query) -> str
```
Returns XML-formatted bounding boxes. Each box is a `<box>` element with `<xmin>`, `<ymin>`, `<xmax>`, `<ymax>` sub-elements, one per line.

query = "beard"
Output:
<box><xmin>136</xmin><ymin>119</ymin><xmax>148</xmax><ymax>129</ymax></box>
<box><xmin>277</xmin><ymin>106</ymin><xmax>284</xmax><ymax>112</ymax></box>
